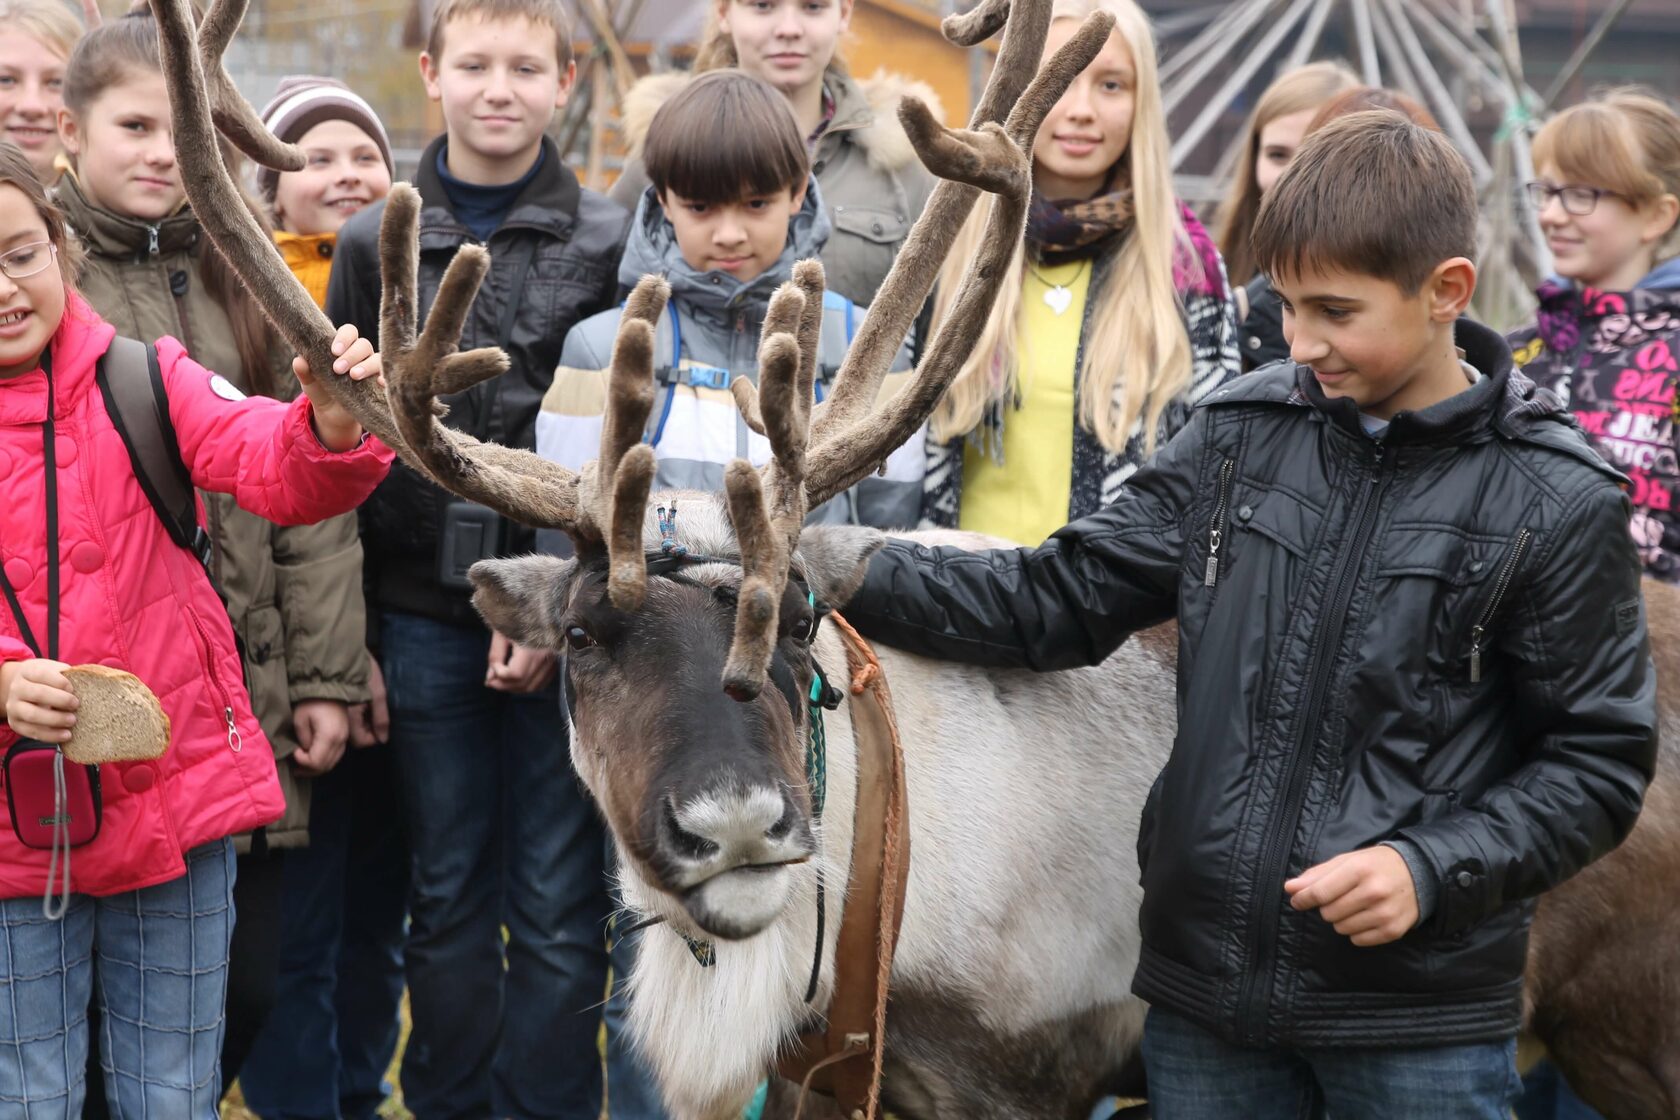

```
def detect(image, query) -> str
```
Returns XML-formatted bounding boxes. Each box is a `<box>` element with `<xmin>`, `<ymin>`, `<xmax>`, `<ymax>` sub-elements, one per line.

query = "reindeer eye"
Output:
<box><xmin>792</xmin><ymin>616</ymin><xmax>815</xmax><ymax>643</ymax></box>
<box><xmin>565</xmin><ymin>625</ymin><xmax>597</xmax><ymax>651</ymax></box>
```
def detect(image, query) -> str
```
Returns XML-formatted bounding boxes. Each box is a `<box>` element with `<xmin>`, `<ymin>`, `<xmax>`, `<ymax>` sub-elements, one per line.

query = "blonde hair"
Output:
<box><xmin>0</xmin><ymin>0</ymin><xmax>82</xmax><ymax>59</ymax></box>
<box><xmin>928</xmin><ymin>0</ymin><xmax>1188</xmax><ymax>454</ymax></box>
<box><xmin>1534</xmin><ymin>87</ymin><xmax>1680</xmax><ymax>261</ymax></box>
<box><xmin>1215</xmin><ymin>60</ymin><xmax>1358</xmax><ymax>283</ymax></box>
<box><xmin>695</xmin><ymin>0</ymin><xmax>849</xmax><ymax>77</ymax></box>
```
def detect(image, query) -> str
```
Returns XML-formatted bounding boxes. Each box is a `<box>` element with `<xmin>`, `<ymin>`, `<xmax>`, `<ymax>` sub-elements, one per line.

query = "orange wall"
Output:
<box><xmin>845</xmin><ymin>0</ymin><xmax>991</xmax><ymax>124</ymax></box>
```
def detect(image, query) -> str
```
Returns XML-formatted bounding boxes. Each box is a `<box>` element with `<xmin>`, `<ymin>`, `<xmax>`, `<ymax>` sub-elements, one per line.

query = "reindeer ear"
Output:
<box><xmin>797</xmin><ymin>526</ymin><xmax>887</xmax><ymax>609</ymax></box>
<box><xmin>469</xmin><ymin>556</ymin><xmax>578</xmax><ymax>649</ymax></box>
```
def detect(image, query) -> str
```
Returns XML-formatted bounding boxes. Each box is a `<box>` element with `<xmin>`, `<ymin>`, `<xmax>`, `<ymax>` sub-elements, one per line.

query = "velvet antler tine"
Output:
<box><xmin>409</xmin><ymin>245</ymin><xmax>492</xmax><ymax>373</ymax></box>
<box><xmin>1003</xmin><ymin>10</ymin><xmax>1116</xmax><ymax>148</ymax></box>
<box><xmin>196</xmin><ymin>0</ymin><xmax>305</xmax><ymax>171</ymax></box>
<box><xmin>791</xmin><ymin>260</ymin><xmax>825</xmax><ymax>412</ymax></box>
<box><xmin>433</xmin><ymin>349</ymin><xmax>513</xmax><ymax>398</ymax></box>
<box><xmin>606</xmin><ymin>445</ymin><xmax>655</xmax><ymax>610</ymax></box>
<box><xmin>941</xmin><ymin>0</ymin><xmax>1010</xmax><ymax>49</ymax></box>
<box><xmin>377</xmin><ymin>185</ymin><xmax>422</xmax><ymax>356</ymax></box>
<box><xmin>757</xmin><ymin>334</ymin><xmax>806</xmax><ymax>483</ymax></box>
<box><xmin>601</xmin><ymin>317</ymin><xmax>658</xmax><ymax>474</ymax></box>
<box><xmin>722</xmin><ymin>461</ymin><xmax>788</xmax><ymax>699</ymax></box>
<box><xmin>731</xmin><ymin>380</ymin><xmax>768</xmax><ymax>437</ymax></box>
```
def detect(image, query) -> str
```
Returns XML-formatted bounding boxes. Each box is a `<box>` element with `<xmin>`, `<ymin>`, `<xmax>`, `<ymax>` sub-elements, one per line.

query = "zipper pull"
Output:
<box><xmin>147</xmin><ymin>224</ymin><xmax>160</xmax><ymax>256</ymax></box>
<box><xmin>1204</xmin><ymin>529</ymin><xmax>1222</xmax><ymax>587</ymax></box>
<box><xmin>1469</xmin><ymin>625</ymin><xmax>1484</xmax><ymax>683</ymax></box>
<box><xmin>225</xmin><ymin>707</ymin><xmax>243</xmax><ymax>752</ymax></box>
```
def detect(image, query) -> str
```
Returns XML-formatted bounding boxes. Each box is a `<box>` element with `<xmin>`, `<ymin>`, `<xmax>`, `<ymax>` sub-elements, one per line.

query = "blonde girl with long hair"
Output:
<box><xmin>921</xmin><ymin>0</ymin><xmax>1239</xmax><ymax>545</ymax></box>
<box><xmin>0</xmin><ymin>0</ymin><xmax>85</xmax><ymax>183</ymax></box>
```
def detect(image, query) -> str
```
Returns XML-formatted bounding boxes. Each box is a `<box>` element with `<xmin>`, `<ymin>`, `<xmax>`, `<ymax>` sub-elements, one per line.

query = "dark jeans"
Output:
<box><xmin>1140</xmin><ymin>1008</ymin><xmax>1521</xmax><ymax>1120</ymax></box>
<box><xmin>239</xmin><ymin>744</ymin><xmax>410</xmax><ymax>1120</ymax></box>
<box><xmin>221</xmin><ymin>839</ymin><xmax>286</xmax><ymax>1090</ymax></box>
<box><xmin>603</xmin><ymin>841</ymin><xmax>670</xmax><ymax>1120</ymax></box>
<box><xmin>383</xmin><ymin>611</ymin><xmax>611</xmax><ymax>1120</ymax></box>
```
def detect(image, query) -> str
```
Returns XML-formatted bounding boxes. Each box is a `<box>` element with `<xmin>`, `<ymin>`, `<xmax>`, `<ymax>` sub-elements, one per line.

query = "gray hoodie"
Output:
<box><xmin>539</xmin><ymin>178</ymin><xmax>922</xmax><ymax>528</ymax></box>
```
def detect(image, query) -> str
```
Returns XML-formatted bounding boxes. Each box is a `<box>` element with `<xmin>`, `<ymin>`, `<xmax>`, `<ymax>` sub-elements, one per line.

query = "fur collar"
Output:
<box><xmin>620</xmin><ymin>68</ymin><xmax>942</xmax><ymax>176</ymax></box>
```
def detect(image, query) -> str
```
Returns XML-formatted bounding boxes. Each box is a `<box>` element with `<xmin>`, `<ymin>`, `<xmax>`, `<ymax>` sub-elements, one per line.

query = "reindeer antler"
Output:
<box><xmin>152</xmin><ymin>0</ymin><xmax>1109</xmax><ymax>700</ymax></box>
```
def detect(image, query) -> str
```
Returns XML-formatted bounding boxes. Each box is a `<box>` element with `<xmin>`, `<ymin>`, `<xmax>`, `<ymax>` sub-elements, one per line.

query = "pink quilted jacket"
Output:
<box><xmin>0</xmin><ymin>295</ymin><xmax>394</xmax><ymax>898</ymax></box>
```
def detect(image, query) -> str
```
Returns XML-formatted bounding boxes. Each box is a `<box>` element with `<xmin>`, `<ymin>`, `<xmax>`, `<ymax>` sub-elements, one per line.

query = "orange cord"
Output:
<box><xmin>827</xmin><ymin>611</ymin><xmax>882</xmax><ymax>694</ymax></box>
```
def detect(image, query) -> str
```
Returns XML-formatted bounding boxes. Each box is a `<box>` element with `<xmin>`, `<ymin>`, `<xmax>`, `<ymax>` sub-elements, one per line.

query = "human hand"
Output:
<box><xmin>292</xmin><ymin>699</ymin><xmax>351</xmax><ymax>776</ymax></box>
<box><xmin>1285</xmin><ymin>846</ymin><xmax>1420</xmax><ymax>947</ymax></box>
<box><xmin>486</xmin><ymin>631</ymin><xmax>556</xmax><ymax>694</ymax></box>
<box><xmin>292</xmin><ymin>323</ymin><xmax>381</xmax><ymax>452</ymax></box>
<box><xmin>1</xmin><ymin>658</ymin><xmax>78</xmax><ymax>743</ymax></box>
<box><xmin>348</xmin><ymin>653</ymin><xmax>390</xmax><ymax>747</ymax></box>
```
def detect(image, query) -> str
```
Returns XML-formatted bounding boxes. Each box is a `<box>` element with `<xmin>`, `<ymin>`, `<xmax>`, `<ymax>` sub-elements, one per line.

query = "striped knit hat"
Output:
<box><xmin>256</xmin><ymin>76</ymin><xmax>394</xmax><ymax>201</ymax></box>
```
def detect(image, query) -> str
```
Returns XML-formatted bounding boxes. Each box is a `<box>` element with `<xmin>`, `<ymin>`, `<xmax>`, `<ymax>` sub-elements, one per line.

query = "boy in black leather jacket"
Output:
<box><xmin>842</xmin><ymin>111</ymin><xmax>1657</xmax><ymax>1118</ymax></box>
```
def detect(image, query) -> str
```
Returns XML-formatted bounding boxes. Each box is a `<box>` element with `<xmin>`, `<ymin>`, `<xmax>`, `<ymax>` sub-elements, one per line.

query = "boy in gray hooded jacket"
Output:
<box><xmin>540</xmin><ymin>70</ymin><xmax>919</xmax><ymax>530</ymax></box>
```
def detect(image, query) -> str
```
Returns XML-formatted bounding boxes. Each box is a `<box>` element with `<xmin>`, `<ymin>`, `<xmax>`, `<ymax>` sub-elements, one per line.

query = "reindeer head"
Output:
<box><xmin>151</xmin><ymin>0</ymin><xmax>1112</xmax><ymax>940</ymax></box>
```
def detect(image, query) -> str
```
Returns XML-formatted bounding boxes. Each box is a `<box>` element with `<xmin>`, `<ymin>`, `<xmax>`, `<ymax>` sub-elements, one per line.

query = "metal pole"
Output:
<box><xmin>1160</xmin><ymin>0</ymin><xmax>1273</xmax><ymax>85</ymax></box>
<box><xmin>1169</xmin><ymin>0</ymin><xmax>1320</xmax><ymax>169</ymax></box>
<box><xmin>1541</xmin><ymin>0</ymin><xmax>1636</xmax><ymax>110</ymax></box>
<box><xmin>1282</xmin><ymin>0</ymin><xmax>1335</xmax><ymax>71</ymax></box>
<box><xmin>1349</xmin><ymin>0</ymin><xmax>1381</xmax><ymax>85</ymax></box>
<box><xmin>1162</xmin><ymin>0</ymin><xmax>1278</xmax><ymax>113</ymax></box>
<box><xmin>1366</xmin><ymin>0</ymin><xmax>1420</xmax><ymax>101</ymax></box>
<box><xmin>1381</xmin><ymin>0</ymin><xmax>1494</xmax><ymax>183</ymax></box>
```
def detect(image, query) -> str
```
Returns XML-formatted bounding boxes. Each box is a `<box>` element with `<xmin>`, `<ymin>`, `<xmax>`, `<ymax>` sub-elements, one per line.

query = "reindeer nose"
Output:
<box><xmin>656</xmin><ymin>787</ymin><xmax>810</xmax><ymax>886</ymax></box>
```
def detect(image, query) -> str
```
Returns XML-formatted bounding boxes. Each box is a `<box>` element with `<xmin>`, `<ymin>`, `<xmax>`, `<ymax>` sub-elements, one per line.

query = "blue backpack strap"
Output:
<box><xmin>816</xmin><ymin>290</ymin><xmax>858</xmax><ymax>400</ymax></box>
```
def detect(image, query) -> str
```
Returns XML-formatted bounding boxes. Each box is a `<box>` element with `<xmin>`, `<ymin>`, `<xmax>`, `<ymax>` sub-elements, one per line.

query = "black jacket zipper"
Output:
<box><xmin>1238</xmin><ymin>444</ymin><xmax>1389</xmax><ymax>1041</ymax></box>
<box><xmin>1469</xmin><ymin>529</ymin><xmax>1532</xmax><ymax>683</ymax></box>
<box><xmin>1205</xmin><ymin>457</ymin><xmax>1237</xmax><ymax>587</ymax></box>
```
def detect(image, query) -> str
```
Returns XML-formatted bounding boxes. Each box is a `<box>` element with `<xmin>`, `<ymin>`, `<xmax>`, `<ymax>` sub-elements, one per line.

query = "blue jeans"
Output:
<box><xmin>382</xmin><ymin>612</ymin><xmax>611</xmax><ymax>1120</ymax></box>
<box><xmin>238</xmin><ymin>743</ymin><xmax>409</xmax><ymax>1120</ymax></box>
<box><xmin>1140</xmin><ymin>1008</ymin><xmax>1521</xmax><ymax>1120</ymax></box>
<box><xmin>1514</xmin><ymin>1061</ymin><xmax>1604</xmax><ymax>1120</ymax></box>
<box><xmin>0</xmin><ymin>838</ymin><xmax>235</xmax><ymax>1118</ymax></box>
<box><xmin>602</xmin><ymin>842</ymin><xmax>669</xmax><ymax>1120</ymax></box>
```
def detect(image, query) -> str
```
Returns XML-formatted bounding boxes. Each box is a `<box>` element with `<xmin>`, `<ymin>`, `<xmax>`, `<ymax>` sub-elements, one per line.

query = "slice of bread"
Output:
<box><xmin>62</xmin><ymin>665</ymin><xmax>171</xmax><ymax>765</ymax></box>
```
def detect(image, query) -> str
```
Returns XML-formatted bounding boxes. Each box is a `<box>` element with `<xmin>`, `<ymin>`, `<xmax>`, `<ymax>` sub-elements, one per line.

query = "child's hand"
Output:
<box><xmin>1285</xmin><ymin>846</ymin><xmax>1419</xmax><ymax>947</ymax></box>
<box><xmin>1</xmin><ymin>659</ymin><xmax>78</xmax><ymax>743</ymax></box>
<box><xmin>292</xmin><ymin>323</ymin><xmax>382</xmax><ymax>452</ymax></box>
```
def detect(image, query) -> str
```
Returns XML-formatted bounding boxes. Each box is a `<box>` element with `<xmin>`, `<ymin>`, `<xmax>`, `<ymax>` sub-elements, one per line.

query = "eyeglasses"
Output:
<box><xmin>0</xmin><ymin>240</ymin><xmax>56</xmax><ymax>281</ymax></box>
<box><xmin>1525</xmin><ymin>181</ymin><xmax>1622</xmax><ymax>217</ymax></box>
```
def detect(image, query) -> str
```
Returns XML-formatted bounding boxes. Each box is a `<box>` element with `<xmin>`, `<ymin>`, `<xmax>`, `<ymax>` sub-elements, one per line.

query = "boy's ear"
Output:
<box><xmin>1427</xmin><ymin>257</ymin><xmax>1476</xmax><ymax>323</ymax></box>
<box><xmin>789</xmin><ymin>178</ymin><xmax>808</xmax><ymax>213</ymax></box>
<box><xmin>418</xmin><ymin>52</ymin><xmax>443</xmax><ymax>102</ymax></box>
<box><xmin>555</xmin><ymin>59</ymin><xmax>577</xmax><ymax>110</ymax></box>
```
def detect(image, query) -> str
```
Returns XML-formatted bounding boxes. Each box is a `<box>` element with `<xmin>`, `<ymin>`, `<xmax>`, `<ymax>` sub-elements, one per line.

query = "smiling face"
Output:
<box><xmin>1535</xmin><ymin>162</ymin><xmax>1680</xmax><ymax>293</ymax></box>
<box><xmin>661</xmin><ymin>183</ymin><xmax>805</xmax><ymax>283</ymax></box>
<box><xmin>0</xmin><ymin>31</ymin><xmax>66</xmax><ymax>181</ymax></box>
<box><xmin>58</xmin><ymin>68</ymin><xmax>183</xmax><ymax>222</ymax></box>
<box><xmin>1273</xmin><ymin>258</ymin><xmax>1476</xmax><ymax>421</ymax></box>
<box><xmin>420</xmin><ymin>14</ymin><xmax>575</xmax><ymax>184</ymax></box>
<box><xmin>1254</xmin><ymin>106</ymin><xmax>1316</xmax><ymax>197</ymax></box>
<box><xmin>717</xmin><ymin>0</ymin><xmax>852</xmax><ymax>102</ymax></box>
<box><xmin>1032</xmin><ymin>20</ymin><xmax>1136</xmax><ymax>202</ymax></box>
<box><xmin>272</xmin><ymin>119</ymin><xmax>393</xmax><ymax>236</ymax></box>
<box><xmin>0</xmin><ymin>183</ymin><xmax>64</xmax><ymax>381</ymax></box>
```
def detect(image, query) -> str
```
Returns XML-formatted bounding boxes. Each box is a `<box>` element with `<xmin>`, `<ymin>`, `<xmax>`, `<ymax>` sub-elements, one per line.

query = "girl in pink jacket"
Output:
<box><xmin>0</xmin><ymin>143</ymin><xmax>391</xmax><ymax>1115</ymax></box>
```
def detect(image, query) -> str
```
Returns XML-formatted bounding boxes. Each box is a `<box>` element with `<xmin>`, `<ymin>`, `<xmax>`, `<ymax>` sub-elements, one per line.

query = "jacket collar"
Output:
<box><xmin>0</xmin><ymin>293</ymin><xmax>117</xmax><ymax>425</ymax></box>
<box><xmin>413</xmin><ymin>133</ymin><xmax>580</xmax><ymax>247</ymax></box>
<box><xmin>1205</xmin><ymin>318</ymin><xmax>1617</xmax><ymax>475</ymax></box>
<box><xmin>617</xmin><ymin>176</ymin><xmax>833</xmax><ymax>326</ymax></box>
<box><xmin>54</xmin><ymin>172</ymin><xmax>201</xmax><ymax>260</ymax></box>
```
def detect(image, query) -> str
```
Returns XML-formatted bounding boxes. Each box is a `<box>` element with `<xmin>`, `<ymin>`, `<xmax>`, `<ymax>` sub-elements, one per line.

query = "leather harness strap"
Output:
<box><xmin>777</xmin><ymin>611</ymin><xmax>912</xmax><ymax>1120</ymax></box>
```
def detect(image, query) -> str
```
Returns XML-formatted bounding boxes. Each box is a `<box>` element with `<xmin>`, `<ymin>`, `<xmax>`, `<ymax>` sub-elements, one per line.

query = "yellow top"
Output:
<box><xmin>274</xmin><ymin>230</ymin><xmax>338</xmax><ymax>310</ymax></box>
<box><xmin>958</xmin><ymin>258</ymin><xmax>1090</xmax><ymax>545</ymax></box>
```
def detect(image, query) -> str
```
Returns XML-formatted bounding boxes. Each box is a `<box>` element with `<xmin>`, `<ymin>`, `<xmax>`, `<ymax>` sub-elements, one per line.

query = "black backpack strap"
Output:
<box><xmin>96</xmin><ymin>337</ymin><xmax>211</xmax><ymax>569</ymax></box>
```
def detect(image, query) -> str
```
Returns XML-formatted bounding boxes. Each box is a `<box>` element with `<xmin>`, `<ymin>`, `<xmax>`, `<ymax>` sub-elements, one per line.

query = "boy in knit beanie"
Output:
<box><xmin>258</xmin><ymin>76</ymin><xmax>394</xmax><ymax>306</ymax></box>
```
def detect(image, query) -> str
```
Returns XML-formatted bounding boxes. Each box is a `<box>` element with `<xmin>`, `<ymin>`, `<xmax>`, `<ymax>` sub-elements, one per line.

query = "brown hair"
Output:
<box><xmin>0</xmin><ymin>140</ymin><xmax>82</xmax><ymax>281</ymax></box>
<box><xmin>1307</xmin><ymin>86</ymin><xmax>1440</xmax><ymax>135</ymax></box>
<box><xmin>0</xmin><ymin>0</ymin><xmax>83</xmax><ymax>59</ymax></box>
<box><xmin>62</xmin><ymin>11</ymin><xmax>283</xmax><ymax>397</ymax></box>
<box><xmin>1215</xmin><ymin>60</ymin><xmax>1359</xmax><ymax>284</ymax></box>
<box><xmin>426</xmin><ymin>0</ymin><xmax>573</xmax><ymax>70</ymax></box>
<box><xmin>1534</xmin><ymin>87</ymin><xmax>1680</xmax><ymax>259</ymax></box>
<box><xmin>643</xmin><ymin>70</ymin><xmax>807</xmax><ymax>205</ymax></box>
<box><xmin>1252</xmin><ymin>109</ymin><xmax>1476</xmax><ymax>293</ymax></box>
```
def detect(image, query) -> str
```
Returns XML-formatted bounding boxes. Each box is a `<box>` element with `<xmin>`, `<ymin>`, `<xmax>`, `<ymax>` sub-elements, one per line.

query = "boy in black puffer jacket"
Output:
<box><xmin>842</xmin><ymin>111</ymin><xmax>1657</xmax><ymax>1118</ymax></box>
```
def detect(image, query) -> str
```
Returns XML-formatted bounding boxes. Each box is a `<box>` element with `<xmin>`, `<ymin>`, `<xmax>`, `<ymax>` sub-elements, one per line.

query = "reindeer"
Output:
<box><xmin>145</xmin><ymin>0</ymin><xmax>1680</xmax><ymax>1115</ymax></box>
